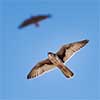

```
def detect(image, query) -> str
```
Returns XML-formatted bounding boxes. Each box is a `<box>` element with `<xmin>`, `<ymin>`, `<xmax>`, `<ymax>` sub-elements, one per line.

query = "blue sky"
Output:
<box><xmin>0</xmin><ymin>0</ymin><xmax>99</xmax><ymax>100</ymax></box>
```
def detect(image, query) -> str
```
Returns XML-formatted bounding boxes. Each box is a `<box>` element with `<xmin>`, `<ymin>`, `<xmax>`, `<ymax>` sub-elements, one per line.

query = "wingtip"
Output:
<box><xmin>47</xmin><ymin>14</ymin><xmax>52</xmax><ymax>18</ymax></box>
<box><xmin>18</xmin><ymin>25</ymin><xmax>23</xmax><ymax>29</ymax></box>
<box><xmin>27</xmin><ymin>74</ymin><xmax>31</xmax><ymax>79</ymax></box>
<box><xmin>81</xmin><ymin>39</ymin><xmax>89</xmax><ymax>44</ymax></box>
<box><xmin>84</xmin><ymin>39</ymin><xmax>89</xmax><ymax>43</ymax></box>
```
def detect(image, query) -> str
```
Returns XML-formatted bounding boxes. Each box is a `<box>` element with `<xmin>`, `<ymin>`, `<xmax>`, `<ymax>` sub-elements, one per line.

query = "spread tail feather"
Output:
<box><xmin>58</xmin><ymin>65</ymin><xmax>74</xmax><ymax>78</ymax></box>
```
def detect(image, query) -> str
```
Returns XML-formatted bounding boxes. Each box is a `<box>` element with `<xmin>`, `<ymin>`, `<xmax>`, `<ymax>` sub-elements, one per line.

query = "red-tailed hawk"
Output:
<box><xmin>27</xmin><ymin>40</ymin><xmax>89</xmax><ymax>79</ymax></box>
<box><xmin>19</xmin><ymin>14</ymin><xmax>51</xmax><ymax>28</ymax></box>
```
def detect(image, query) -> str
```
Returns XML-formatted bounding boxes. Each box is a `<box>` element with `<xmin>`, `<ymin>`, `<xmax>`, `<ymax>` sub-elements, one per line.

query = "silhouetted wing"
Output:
<box><xmin>35</xmin><ymin>15</ymin><xmax>50</xmax><ymax>21</ymax></box>
<box><xmin>34</xmin><ymin>14</ymin><xmax>51</xmax><ymax>21</ymax></box>
<box><xmin>56</xmin><ymin>40</ymin><xmax>89</xmax><ymax>62</ymax></box>
<box><xmin>27</xmin><ymin>59</ymin><xmax>55</xmax><ymax>79</ymax></box>
<box><xmin>19</xmin><ymin>18</ymin><xmax>34</xmax><ymax>28</ymax></box>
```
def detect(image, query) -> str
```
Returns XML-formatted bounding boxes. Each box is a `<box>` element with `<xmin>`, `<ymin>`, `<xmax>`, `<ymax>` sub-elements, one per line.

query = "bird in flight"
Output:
<box><xmin>27</xmin><ymin>40</ymin><xmax>89</xmax><ymax>79</ymax></box>
<box><xmin>18</xmin><ymin>14</ymin><xmax>51</xmax><ymax>29</ymax></box>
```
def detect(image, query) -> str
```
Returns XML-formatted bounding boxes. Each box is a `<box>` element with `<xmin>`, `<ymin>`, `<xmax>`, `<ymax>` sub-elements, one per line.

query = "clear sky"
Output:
<box><xmin>0</xmin><ymin>0</ymin><xmax>99</xmax><ymax>100</ymax></box>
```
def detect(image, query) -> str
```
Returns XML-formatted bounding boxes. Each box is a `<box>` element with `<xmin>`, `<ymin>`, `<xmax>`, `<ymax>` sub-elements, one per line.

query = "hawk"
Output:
<box><xmin>19</xmin><ymin>14</ymin><xmax>51</xmax><ymax>28</ymax></box>
<box><xmin>27</xmin><ymin>40</ymin><xmax>89</xmax><ymax>79</ymax></box>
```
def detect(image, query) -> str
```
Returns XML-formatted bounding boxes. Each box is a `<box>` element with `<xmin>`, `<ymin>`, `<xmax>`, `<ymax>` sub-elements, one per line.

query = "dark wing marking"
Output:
<box><xmin>27</xmin><ymin>59</ymin><xmax>55</xmax><ymax>79</ymax></box>
<box><xmin>56</xmin><ymin>40</ymin><xmax>89</xmax><ymax>62</ymax></box>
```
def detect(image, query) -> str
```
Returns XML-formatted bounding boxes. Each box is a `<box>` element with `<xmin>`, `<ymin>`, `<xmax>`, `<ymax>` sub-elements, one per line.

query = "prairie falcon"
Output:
<box><xmin>27</xmin><ymin>39</ymin><xmax>89</xmax><ymax>79</ymax></box>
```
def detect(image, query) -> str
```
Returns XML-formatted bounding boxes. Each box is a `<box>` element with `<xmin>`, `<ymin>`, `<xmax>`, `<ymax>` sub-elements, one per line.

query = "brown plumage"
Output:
<box><xmin>19</xmin><ymin>14</ymin><xmax>51</xmax><ymax>28</ymax></box>
<box><xmin>27</xmin><ymin>40</ymin><xmax>89</xmax><ymax>79</ymax></box>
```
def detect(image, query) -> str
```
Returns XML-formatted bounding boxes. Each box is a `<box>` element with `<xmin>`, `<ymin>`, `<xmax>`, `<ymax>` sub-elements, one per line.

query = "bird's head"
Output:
<box><xmin>48</xmin><ymin>52</ymin><xmax>53</xmax><ymax>55</ymax></box>
<box><xmin>48</xmin><ymin>52</ymin><xmax>56</xmax><ymax>58</ymax></box>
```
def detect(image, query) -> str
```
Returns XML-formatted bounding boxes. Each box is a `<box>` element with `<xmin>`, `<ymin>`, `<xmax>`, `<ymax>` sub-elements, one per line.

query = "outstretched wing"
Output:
<box><xmin>56</xmin><ymin>40</ymin><xmax>89</xmax><ymax>62</ymax></box>
<box><xmin>27</xmin><ymin>59</ymin><xmax>55</xmax><ymax>79</ymax></box>
<box><xmin>35</xmin><ymin>14</ymin><xmax>51</xmax><ymax>21</ymax></box>
<box><xmin>19</xmin><ymin>18</ymin><xmax>34</xmax><ymax>28</ymax></box>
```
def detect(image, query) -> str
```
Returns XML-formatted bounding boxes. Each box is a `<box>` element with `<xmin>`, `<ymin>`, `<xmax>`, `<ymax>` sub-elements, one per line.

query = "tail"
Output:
<box><xmin>58</xmin><ymin>65</ymin><xmax>74</xmax><ymax>78</ymax></box>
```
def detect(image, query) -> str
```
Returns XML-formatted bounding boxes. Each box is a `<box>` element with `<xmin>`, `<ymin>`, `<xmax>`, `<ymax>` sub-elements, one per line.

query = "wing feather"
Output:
<box><xmin>56</xmin><ymin>40</ymin><xmax>89</xmax><ymax>62</ymax></box>
<box><xmin>19</xmin><ymin>18</ymin><xmax>34</xmax><ymax>28</ymax></box>
<box><xmin>27</xmin><ymin>59</ymin><xmax>55</xmax><ymax>79</ymax></box>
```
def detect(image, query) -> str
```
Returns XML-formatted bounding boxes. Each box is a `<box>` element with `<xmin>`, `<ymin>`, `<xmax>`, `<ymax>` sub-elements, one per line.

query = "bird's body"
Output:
<box><xmin>27</xmin><ymin>40</ymin><xmax>89</xmax><ymax>79</ymax></box>
<box><xmin>48</xmin><ymin>52</ymin><xmax>74</xmax><ymax>78</ymax></box>
<box><xmin>19</xmin><ymin>14</ymin><xmax>51</xmax><ymax>28</ymax></box>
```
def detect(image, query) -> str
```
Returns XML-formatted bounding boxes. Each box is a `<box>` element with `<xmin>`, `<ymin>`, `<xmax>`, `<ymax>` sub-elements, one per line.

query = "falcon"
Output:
<box><xmin>27</xmin><ymin>40</ymin><xmax>89</xmax><ymax>79</ymax></box>
<box><xmin>19</xmin><ymin>14</ymin><xmax>51</xmax><ymax>28</ymax></box>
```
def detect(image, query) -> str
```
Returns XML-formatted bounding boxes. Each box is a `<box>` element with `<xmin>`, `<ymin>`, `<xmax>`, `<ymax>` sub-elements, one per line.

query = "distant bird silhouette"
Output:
<box><xmin>19</xmin><ymin>14</ymin><xmax>51</xmax><ymax>29</ymax></box>
<box><xmin>27</xmin><ymin>40</ymin><xmax>89</xmax><ymax>79</ymax></box>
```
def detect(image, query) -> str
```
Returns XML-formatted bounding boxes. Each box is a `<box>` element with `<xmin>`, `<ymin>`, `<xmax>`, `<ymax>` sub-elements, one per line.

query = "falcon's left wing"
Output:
<box><xmin>27</xmin><ymin>59</ymin><xmax>55</xmax><ymax>79</ymax></box>
<box><xmin>56</xmin><ymin>40</ymin><xmax>89</xmax><ymax>63</ymax></box>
